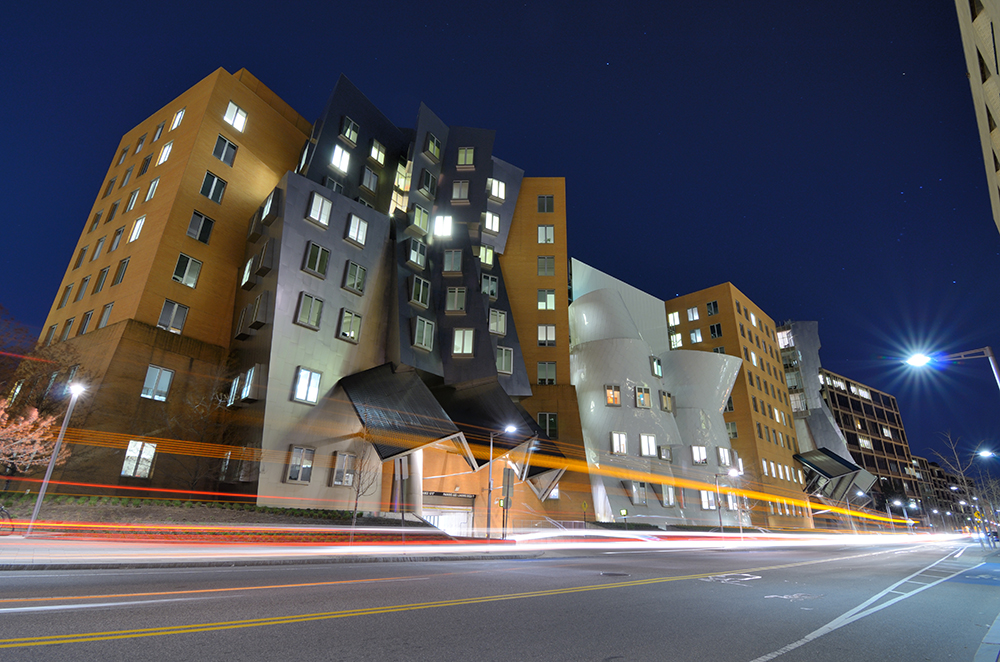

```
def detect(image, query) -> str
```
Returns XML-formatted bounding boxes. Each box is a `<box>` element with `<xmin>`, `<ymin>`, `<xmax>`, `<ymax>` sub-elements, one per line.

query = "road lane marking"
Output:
<box><xmin>0</xmin><ymin>598</ymin><xmax>213</xmax><ymax>614</ymax></box>
<box><xmin>0</xmin><ymin>544</ymin><xmax>968</xmax><ymax>649</ymax></box>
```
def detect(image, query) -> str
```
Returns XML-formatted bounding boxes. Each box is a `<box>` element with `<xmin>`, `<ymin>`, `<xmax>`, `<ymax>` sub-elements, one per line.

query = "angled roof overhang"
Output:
<box><xmin>795</xmin><ymin>448</ymin><xmax>877</xmax><ymax>501</ymax></box>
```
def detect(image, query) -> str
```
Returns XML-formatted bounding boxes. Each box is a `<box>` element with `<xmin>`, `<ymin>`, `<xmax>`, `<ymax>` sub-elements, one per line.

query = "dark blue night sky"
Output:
<box><xmin>2</xmin><ymin>1</ymin><xmax>998</xmax><ymax>471</ymax></box>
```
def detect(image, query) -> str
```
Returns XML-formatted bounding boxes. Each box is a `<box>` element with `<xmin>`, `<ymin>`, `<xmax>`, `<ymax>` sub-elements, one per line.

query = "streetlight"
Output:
<box><xmin>26</xmin><ymin>382</ymin><xmax>85</xmax><ymax>537</ymax></box>
<box><xmin>905</xmin><ymin>347</ymin><xmax>1000</xmax><ymax>394</ymax></box>
<box><xmin>892</xmin><ymin>499</ymin><xmax>913</xmax><ymax>534</ymax></box>
<box><xmin>486</xmin><ymin>424</ymin><xmax>516</xmax><ymax>541</ymax></box>
<box><xmin>714</xmin><ymin>468</ymin><xmax>741</xmax><ymax>533</ymax></box>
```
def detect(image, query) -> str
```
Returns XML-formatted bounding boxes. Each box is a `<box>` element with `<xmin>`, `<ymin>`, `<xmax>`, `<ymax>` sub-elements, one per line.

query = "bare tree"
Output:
<box><xmin>349</xmin><ymin>431</ymin><xmax>381</xmax><ymax>541</ymax></box>
<box><xmin>932</xmin><ymin>433</ymin><xmax>978</xmax><ymax>488</ymax></box>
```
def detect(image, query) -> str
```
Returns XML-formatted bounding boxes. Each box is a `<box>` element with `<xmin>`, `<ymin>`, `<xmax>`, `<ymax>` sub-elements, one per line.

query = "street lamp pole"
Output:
<box><xmin>26</xmin><ymin>383</ymin><xmax>84</xmax><ymax>538</ymax></box>
<box><xmin>486</xmin><ymin>425</ymin><xmax>516</xmax><ymax>541</ymax></box>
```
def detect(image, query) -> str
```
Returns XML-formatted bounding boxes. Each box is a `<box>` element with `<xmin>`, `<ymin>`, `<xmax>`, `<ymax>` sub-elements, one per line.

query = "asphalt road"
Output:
<box><xmin>1</xmin><ymin>541</ymin><xmax>997</xmax><ymax>661</ymax></box>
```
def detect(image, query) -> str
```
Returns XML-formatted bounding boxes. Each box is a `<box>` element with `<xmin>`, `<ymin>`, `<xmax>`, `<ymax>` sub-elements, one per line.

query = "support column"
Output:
<box><xmin>405</xmin><ymin>449</ymin><xmax>423</xmax><ymax>518</ymax></box>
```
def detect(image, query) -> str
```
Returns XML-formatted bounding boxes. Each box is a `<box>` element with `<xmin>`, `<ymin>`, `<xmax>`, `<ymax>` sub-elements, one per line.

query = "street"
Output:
<box><xmin>1</xmin><ymin>540</ymin><xmax>997</xmax><ymax>661</ymax></box>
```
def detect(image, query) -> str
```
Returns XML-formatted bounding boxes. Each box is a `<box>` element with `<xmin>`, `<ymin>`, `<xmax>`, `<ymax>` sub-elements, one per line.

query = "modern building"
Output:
<box><xmin>954</xmin><ymin>0</ymin><xmax>1000</xmax><ymax>234</ymax></box>
<box><xmin>664</xmin><ymin>284</ymin><xmax>813</xmax><ymax>529</ymax></box>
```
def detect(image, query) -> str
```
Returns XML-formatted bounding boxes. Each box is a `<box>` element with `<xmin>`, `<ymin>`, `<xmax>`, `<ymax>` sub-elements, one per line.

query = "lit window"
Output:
<box><xmin>718</xmin><ymin>447</ymin><xmax>732</xmax><ymax>466</ymax></box>
<box><xmin>700</xmin><ymin>490</ymin><xmax>717</xmax><ymax>510</ymax></box>
<box><xmin>670</xmin><ymin>332</ymin><xmax>682</xmax><ymax>349</ymax></box>
<box><xmin>410</xmin><ymin>276</ymin><xmax>431</xmax><ymax>308</ymax></box>
<box><xmin>141</xmin><ymin>365</ymin><xmax>174</xmax><ymax>401</ymax></box>
<box><xmin>692</xmin><ymin>446</ymin><xmax>708</xmax><ymax>465</ymax></box>
<box><xmin>538</xmin><ymin>324</ymin><xmax>556</xmax><ymax>346</ymax></box>
<box><xmin>636</xmin><ymin>387</ymin><xmax>651</xmax><ymax>408</ymax></box>
<box><xmin>305</xmin><ymin>192</ymin><xmax>331</xmax><ymax>226</ymax></box>
<box><xmin>224</xmin><ymin>101</ymin><xmax>247</xmax><ymax>132</ymax></box>
<box><xmin>487</xmin><ymin>178</ymin><xmax>506</xmax><ymax>201</ymax></box>
<box><xmin>690</xmin><ymin>328</ymin><xmax>702</xmax><ymax>343</ymax></box>
<box><xmin>172</xmin><ymin>254</ymin><xmax>202</xmax><ymax>288</ymax></box>
<box><xmin>362</xmin><ymin>167</ymin><xmax>378</xmax><ymax>193</ymax></box>
<box><xmin>479</xmin><ymin>244</ymin><xmax>494</xmax><ymax>266</ymax></box>
<box><xmin>484</xmin><ymin>211</ymin><xmax>500</xmax><ymax>233</ymax></box>
<box><xmin>496</xmin><ymin>346</ymin><xmax>513</xmax><ymax>374</ymax></box>
<box><xmin>453</xmin><ymin>328</ymin><xmax>474</xmax><ymax>356</ymax></box>
<box><xmin>640</xmin><ymin>433</ymin><xmax>656</xmax><ymax>456</ymax></box>
<box><xmin>444</xmin><ymin>249</ymin><xmax>462</xmax><ymax>273</ymax></box>
<box><xmin>687</xmin><ymin>307</ymin><xmax>699</xmax><ymax>321</ymax></box>
<box><xmin>331</xmin><ymin>144</ymin><xmax>350</xmax><ymax>172</ymax></box>
<box><xmin>538</xmin><ymin>412</ymin><xmax>557</xmax><ymax>439</ymax></box>
<box><xmin>200</xmin><ymin>172</ymin><xmax>226</xmax><ymax>203</ymax></box>
<box><xmin>332</xmin><ymin>452</ymin><xmax>356</xmax><ymax>486</ymax></box>
<box><xmin>304</xmin><ymin>242</ymin><xmax>330</xmax><ymax>277</ymax></box>
<box><xmin>611</xmin><ymin>431</ymin><xmax>628</xmax><ymax>454</ymax></box>
<box><xmin>452</xmin><ymin>180</ymin><xmax>469</xmax><ymax>200</ymax></box>
<box><xmin>762</xmin><ymin>459</ymin><xmax>769</xmax><ymax>476</ymax></box>
<box><xmin>412</xmin><ymin>205</ymin><xmax>430</xmax><ymax>233</ymax></box>
<box><xmin>156</xmin><ymin>141</ymin><xmax>172</xmax><ymax>166</ymax></box>
<box><xmin>187</xmin><ymin>211</ymin><xmax>214</xmax><ymax>244</ymax></box>
<box><xmin>296</xmin><ymin>293</ymin><xmax>323</xmax><ymax>329</ymax></box>
<box><xmin>157</xmin><ymin>299</ymin><xmax>188</xmax><ymax>334</ymax></box>
<box><xmin>408</xmin><ymin>239</ymin><xmax>427</xmax><ymax>269</ymax></box>
<box><xmin>122</xmin><ymin>440</ymin><xmax>157</xmax><ymax>478</ymax></box>
<box><xmin>751</xmin><ymin>351</ymin><xmax>758</xmax><ymax>366</ymax></box>
<box><xmin>370</xmin><ymin>139</ymin><xmax>385</xmax><ymax>165</ymax></box>
<box><xmin>446</xmin><ymin>287</ymin><xmax>466</xmax><ymax>312</ymax></box>
<box><xmin>537</xmin><ymin>289</ymin><xmax>556</xmax><ymax>310</ymax></box>
<box><xmin>293</xmin><ymin>367</ymin><xmax>322</xmax><ymax>404</ymax></box>
<box><xmin>341</xmin><ymin>117</ymin><xmax>359</xmax><ymax>144</ymax></box>
<box><xmin>170</xmin><ymin>107</ymin><xmax>185</xmax><ymax>130</ymax></box>
<box><xmin>606</xmin><ymin>384</ymin><xmax>621</xmax><ymax>406</ymax></box>
<box><xmin>859</xmin><ymin>436</ymin><xmax>873</xmax><ymax>449</ymax></box>
<box><xmin>537</xmin><ymin>361</ymin><xmax>556</xmax><ymax>385</ymax></box>
<box><xmin>214</xmin><ymin>135</ymin><xmax>237</xmax><ymax>166</ymax></box>
<box><xmin>347</xmin><ymin>214</ymin><xmax>368</xmax><ymax>245</ymax></box>
<box><xmin>710</xmin><ymin>323</ymin><xmax>722</xmax><ymax>339</ymax></box>
<box><xmin>661</xmin><ymin>485</ymin><xmax>676</xmax><ymax>507</ymax></box>
<box><xmin>667</xmin><ymin>311</ymin><xmax>680</xmax><ymax>326</ymax></box>
<box><xmin>458</xmin><ymin>146</ymin><xmax>474</xmax><ymax>167</ymax></box>
<box><xmin>128</xmin><ymin>216</ymin><xmax>145</xmax><ymax>243</ymax></box>
<box><xmin>111</xmin><ymin>257</ymin><xmax>129</xmax><ymax>286</ymax></box>
<box><xmin>537</xmin><ymin>225</ymin><xmax>554</xmax><ymax>243</ymax></box>
<box><xmin>537</xmin><ymin>256</ymin><xmax>555</xmax><ymax>276</ymax></box>
<box><xmin>339</xmin><ymin>309</ymin><xmax>362</xmax><ymax>343</ymax></box>
<box><xmin>413</xmin><ymin>317</ymin><xmax>435</xmax><ymax>351</ymax></box>
<box><xmin>145</xmin><ymin>177</ymin><xmax>159</xmax><ymax>202</ymax></box>
<box><xmin>706</xmin><ymin>301</ymin><xmax>719</xmax><ymax>316</ymax></box>
<box><xmin>285</xmin><ymin>446</ymin><xmax>315</xmax><ymax>483</ymax></box>
<box><xmin>538</xmin><ymin>195</ymin><xmax>554</xmax><ymax>213</ymax></box>
<box><xmin>482</xmin><ymin>274</ymin><xmax>498</xmax><ymax>299</ymax></box>
<box><xmin>489</xmin><ymin>309</ymin><xmax>507</xmax><ymax>335</ymax></box>
<box><xmin>750</xmin><ymin>312</ymin><xmax>757</xmax><ymax>327</ymax></box>
<box><xmin>882</xmin><ymin>426</ymin><xmax>892</xmax><ymax>438</ymax></box>
<box><xmin>434</xmin><ymin>215</ymin><xmax>452</xmax><ymax>237</ymax></box>
<box><xmin>651</xmin><ymin>357</ymin><xmax>663</xmax><ymax>377</ymax></box>
<box><xmin>425</xmin><ymin>133</ymin><xmax>441</xmax><ymax>160</ymax></box>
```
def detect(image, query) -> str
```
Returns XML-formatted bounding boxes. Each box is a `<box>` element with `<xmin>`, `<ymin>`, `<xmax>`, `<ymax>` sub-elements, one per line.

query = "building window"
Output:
<box><xmin>537</xmin><ymin>361</ymin><xmax>556</xmax><ymax>385</ymax></box>
<box><xmin>687</xmin><ymin>306</ymin><xmax>699</xmax><ymax>322</ymax></box>
<box><xmin>538</xmin><ymin>412</ymin><xmax>557</xmax><ymax>439</ymax></box>
<box><xmin>305</xmin><ymin>192</ymin><xmax>331</xmax><ymax>227</ymax></box>
<box><xmin>77</xmin><ymin>310</ymin><xmax>93</xmax><ymax>336</ymax></box>
<box><xmin>347</xmin><ymin>214</ymin><xmax>368</xmax><ymax>245</ymax></box>
<box><xmin>712</xmin><ymin>346</ymin><xmax>726</xmax><ymax>354</ymax></box>
<box><xmin>443</xmin><ymin>249</ymin><xmax>462</xmax><ymax>273</ymax></box>
<box><xmin>489</xmin><ymin>309</ymin><xmax>507</xmax><ymax>335</ymax></box>
<box><xmin>122</xmin><ymin>440</ymin><xmax>156</xmax><ymax>478</ymax></box>
<box><xmin>651</xmin><ymin>357</ymin><xmax>663</xmax><ymax>377</ymax></box>
<box><xmin>187</xmin><ymin>211</ymin><xmax>214</xmax><ymax>244</ymax></box>
<box><xmin>446</xmin><ymin>287</ymin><xmax>466</xmax><ymax>312</ymax></box>
<box><xmin>667</xmin><ymin>311</ymin><xmax>680</xmax><ymax>327</ymax></box>
<box><xmin>362</xmin><ymin>167</ymin><xmax>378</xmax><ymax>193</ymax></box>
<box><xmin>726</xmin><ymin>422</ymin><xmax>738</xmax><ymax>439</ymax></box>
<box><xmin>538</xmin><ymin>225</ymin><xmax>554</xmax><ymax>243</ymax></box>
<box><xmin>293</xmin><ymin>367</ymin><xmax>322</xmax><ymax>404</ymax></box>
<box><xmin>496</xmin><ymin>346</ymin><xmax>513</xmax><ymax>374</ymax></box>
<box><xmin>120</xmin><ymin>166</ymin><xmax>133</xmax><ymax>188</ymax></box>
<box><xmin>172</xmin><ymin>254</ymin><xmax>202</xmax><ymax>288</ymax></box>
<box><xmin>43</xmin><ymin>325</ymin><xmax>56</xmax><ymax>346</ymax></box>
<box><xmin>670</xmin><ymin>332</ymin><xmax>682</xmax><ymax>349</ymax></box>
<box><xmin>611</xmin><ymin>431</ymin><xmax>628</xmax><ymax>454</ymax></box>
<box><xmin>138</xmin><ymin>154</ymin><xmax>152</xmax><ymax>176</ymax></box>
<box><xmin>537</xmin><ymin>256</ymin><xmax>555</xmax><ymax>276</ymax></box>
<box><xmin>859</xmin><ymin>436</ymin><xmax>873</xmax><ymax>449</ymax></box>
<box><xmin>660</xmin><ymin>484</ymin><xmax>677</xmax><ymax>507</ymax></box>
<box><xmin>457</xmin><ymin>146</ymin><xmax>474</xmax><ymax>167</ymax></box>
<box><xmin>332</xmin><ymin>452</ymin><xmax>356</xmax><ymax>486</ymax></box>
<box><xmin>111</xmin><ymin>257</ymin><xmax>129</xmax><ymax>286</ymax></box>
<box><xmin>409</xmin><ymin>205</ymin><xmax>429</xmax><ymax>235</ymax></box>
<box><xmin>93</xmin><ymin>267</ymin><xmax>109</xmax><ymax>294</ymax></box>
<box><xmin>538</xmin><ymin>324</ymin><xmax>556</xmax><ymax>346</ymax></box>
<box><xmin>452</xmin><ymin>180</ymin><xmax>469</xmax><ymax>200</ymax></box>
<box><xmin>103</xmin><ymin>178</ymin><xmax>117</xmax><ymax>198</ymax></box>
<box><xmin>433</xmin><ymin>215</ymin><xmax>452</xmax><ymax>237</ymax></box>
<box><xmin>213</xmin><ymin>135</ymin><xmax>237</xmax><ymax>166</ymax></box>
<box><xmin>286</xmin><ymin>446</ymin><xmax>315</xmax><ymax>483</ymax></box>
<box><xmin>690</xmin><ymin>329</ymin><xmax>702</xmax><ymax>343</ymax></box>
<box><xmin>408</xmin><ymin>239</ymin><xmax>427</xmax><ymax>269</ymax></box>
<box><xmin>156</xmin><ymin>141</ymin><xmax>172</xmax><ymax>166</ymax></box>
<box><xmin>107</xmin><ymin>200</ymin><xmax>120</xmax><ymax>222</ymax></box>
<box><xmin>110</xmin><ymin>227</ymin><xmax>125</xmax><ymax>252</ymax></box>
<box><xmin>135</xmin><ymin>134</ymin><xmax>146</xmax><ymax>154</ymax></box>
<box><xmin>606</xmin><ymin>384</ymin><xmax>621</xmax><ymax>406</ymax></box>
<box><xmin>453</xmin><ymin>328</ymin><xmax>474</xmax><ymax>356</ymax></box>
<box><xmin>369</xmin><ymin>139</ymin><xmax>386</xmax><ymax>165</ymax></box>
<box><xmin>537</xmin><ymin>289</ymin><xmax>556</xmax><ymax>310</ymax></box>
<box><xmin>692</xmin><ymin>446</ymin><xmax>708</xmax><ymax>465</ymax></box>
<box><xmin>224</xmin><ymin>101</ymin><xmax>247</xmax><ymax>131</ymax></box>
<box><xmin>128</xmin><ymin>216</ymin><xmax>145</xmax><ymax>243</ymax></box>
<box><xmin>636</xmin><ymin>387</ymin><xmax>651</xmax><ymax>408</ymax></box>
<box><xmin>57</xmin><ymin>284</ymin><xmax>73</xmax><ymax>309</ymax></box>
<box><xmin>60</xmin><ymin>319</ymin><xmax>74</xmax><ymax>341</ymax></box>
<box><xmin>296</xmin><ymin>293</ymin><xmax>323</xmax><ymax>329</ymax></box>
<box><xmin>297</xmin><ymin>242</ymin><xmax>330</xmax><ymax>278</ymax></box>
<box><xmin>640</xmin><ymin>433</ymin><xmax>656</xmax><ymax>456</ymax></box>
<box><xmin>484</xmin><ymin>211</ymin><xmax>500</xmax><ymax>233</ymax></box>
<box><xmin>425</xmin><ymin>133</ymin><xmax>441</xmax><ymax>160</ymax></box>
<box><xmin>660</xmin><ymin>390</ymin><xmax>674</xmax><ymax>412</ymax></box>
<box><xmin>538</xmin><ymin>195</ymin><xmax>554</xmax><ymax>213</ymax></box>
<box><xmin>331</xmin><ymin>144</ymin><xmax>350</xmax><ymax>172</ymax></box>
<box><xmin>750</xmin><ymin>312</ymin><xmax>757</xmax><ymax>327</ymax></box>
<box><xmin>410</xmin><ymin>276</ymin><xmax>431</xmax><ymax>308</ymax></box>
<box><xmin>170</xmin><ymin>107</ymin><xmax>185</xmax><ymax>130</ymax></box>
<box><xmin>706</xmin><ymin>300</ymin><xmax>719</xmax><ymax>316</ymax></box>
<box><xmin>482</xmin><ymin>274</ymin><xmax>499</xmax><ymax>299</ymax></box>
<box><xmin>117</xmin><ymin>147</ymin><xmax>129</xmax><ymax>166</ymax></box>
<box><xmin>339</xmin><ymin>309</ymin><xmax>362</xmax><ymax>343</ymax></box>
<box><xmin>487</xmin><ymin>178</ymin><xmax>505</xmax><ymax>201</ymax></box>
<box><xmin>710</xmin><ymin>323</ymin><xmax>722</xmax><ymax>339</ymax></box>
<box><xmin>153</xmin><ymin>122</ymin><xmax>165</xmax><ymax>142</ymax></box>
<box><xmin>157</xmin><ymin>300</ymin><xmax>188</xmax><ymax>334</ymax></box>
<box><xmin>700</xmin><ymin>490</ymin><xmax>717</xmax><ymax>510</ymax></box>
<box><xmin>718</xmin><ymin>447</ymin><xmax>732</xmax><ymax>466</ymax></box>
<box><xmin>144</xmin><ymin>178</ymin><xmax>159</xmax><ymax>202</ymax></box>
<box><xmin>413</xmin><ymin>317</ymin><xmax>435</xmax><ymax>351</ymax></box>
<box><xmin>200</xmin><ymin>172</ymin><xmax>226</xmax><ymax>203</ymax></box>
<box><xmin>140</xmin><ymin>365</ymin><xmax>174</xmax><ymax>401</ymax></box>
<box><xmin>88</xmin><ymin>211</ymin><xmax>103</xmax><ymax>233</ymax></box>
<box><xmin>418</xmin><ymin>169</ymin><xmax>437</xmax><ymax>198</ymax></box>
<box><xmin>338</xmin><ymin>116</ymin><xmax>359</xmax><ymax>144</ymax></box>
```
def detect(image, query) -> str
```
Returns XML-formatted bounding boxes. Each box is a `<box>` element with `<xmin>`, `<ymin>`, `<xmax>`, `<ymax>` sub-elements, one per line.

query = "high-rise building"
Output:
<box><xmin>954</xmin><ymin>0</ymin><xmax>1000</xmax><ymax>233</ymax></box>
<box><xmin>665</xmin><ymin>284</ymin><xmax>813</xmax><ymax>529</ymax></box>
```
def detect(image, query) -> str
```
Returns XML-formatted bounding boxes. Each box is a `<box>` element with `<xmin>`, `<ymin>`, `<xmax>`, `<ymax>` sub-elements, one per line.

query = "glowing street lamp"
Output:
<box><xmin>26</xmin><ymin>382</ymin><xmax>85</xmax><ymax>537</ymax></box>
<box><xmin>905</xmin><ymin>346</ymin><xmax>1000</xmax><ymax>395</ymax></box>
<box><xmin>486</xmin><ymin>424</ymin><xmax>516</xmax><ymax>541</ymax></box>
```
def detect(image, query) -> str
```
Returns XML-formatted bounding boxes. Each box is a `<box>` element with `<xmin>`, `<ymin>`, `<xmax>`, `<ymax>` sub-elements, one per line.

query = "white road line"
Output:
<box><xmin>0</xmin><ymin>597</ymin><xmax>213</xmax><ymax>615</ymax></box>
<box><xmin>748</xmin><ymin>549</ymin><xmax>983</xmax><ymax>662</ymax></box>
